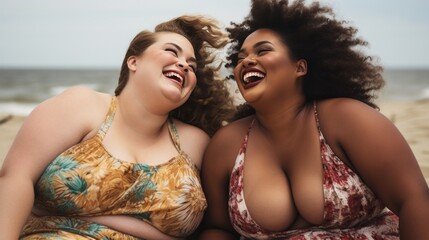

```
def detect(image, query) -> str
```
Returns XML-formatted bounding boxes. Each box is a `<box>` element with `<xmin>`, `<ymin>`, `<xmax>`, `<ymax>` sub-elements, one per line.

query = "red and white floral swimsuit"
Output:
<box><xmin>229</xmin><ymin>103</ymin><xmax>399</xmax><ymax>239</ymax></box>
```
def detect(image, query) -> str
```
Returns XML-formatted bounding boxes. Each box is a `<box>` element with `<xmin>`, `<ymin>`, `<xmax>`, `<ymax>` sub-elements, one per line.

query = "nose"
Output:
<box><xmin>241</xmin><ymin>56</ymin><xmax>257</xmax><ymax>67</ymax></box>
<box><xmin>177</xmin><ymin>62</ymin><xmax>189</xmax><ymax>72</ymax></box>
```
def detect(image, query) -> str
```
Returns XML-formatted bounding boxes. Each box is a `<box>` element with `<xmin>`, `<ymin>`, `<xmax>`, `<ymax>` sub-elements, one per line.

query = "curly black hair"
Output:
<box><xmin>227</xmin><ymin>0</ymin><xmax>384</xmax><ymax>117</ymax></box>
<box><xmin>115</xmin><ymin>15</ymin><xmax>236</xmax><ymax>136</ymax></box>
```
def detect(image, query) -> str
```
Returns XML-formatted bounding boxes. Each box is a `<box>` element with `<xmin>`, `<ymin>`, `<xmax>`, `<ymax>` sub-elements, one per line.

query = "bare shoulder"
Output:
<box><xmin>204</xmin><ymin>116</ymin><xmax>254</xmax><ymax>169</ymax></box>
<box><xmin>1</xmin><ymin>86</ymin><xmax>113</xmax><ymax>182</ymax></box>
<box><xmin>172</xmin><ymin>120</ymin><xmax>210</xmax><ymax>169</ymax></box>
<box><xmin>174</xmin><ymin>116</ymin><xmax>253</xmax><ymax>169</ymax></box>
<box><xmin>318</xmin><ymin>98</ymin><xmax>379</xmax><ymax>115</ymax></box>
<box><xmin>24</xmin><ymin>86</ymin><xmax>114</xmax><ymax>144</ymax></box>
<box><xmin>211</xmin><ymin>116</ymin><xmax>254</xmax><ymax>144</ymax></box>
<box><xmin>174</xmin><ymin>120</ymin><xmax>209</xmax><ymax>137</ymax></box>
<box><xmin>316</xmin><ymin>98</ymin><xmax>388</xmax><ymax>128</ymax></box>
<box><xmin>46</xmin><ymin>86</ymin><xmax>110</xmax><ymax>111</ymax></box>
<box><xmin>316</xmin><ymin>98</ymin><xmax>404</xmax><ymax>160</ymax></box>
<box><xmin>174</xmin><ymin>120</ymin><xmax>210</xmax><ymax>148</ymax></box>
<box><xmin>36</xmin><ymin>86</ymin><xmax>110</xmax><ymax>124</ymax></box>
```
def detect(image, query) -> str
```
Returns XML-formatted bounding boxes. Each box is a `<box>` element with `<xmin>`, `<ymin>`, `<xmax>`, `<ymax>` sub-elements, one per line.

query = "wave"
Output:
<box><xmin>422</xmin><ymin>87</ymin><xmax>429</xmax><ymax>99</ymax></box>
<box><xmin>0</xmin><ymin>102</ymin><xmax>37</xmax><ymax>116</ymax></box>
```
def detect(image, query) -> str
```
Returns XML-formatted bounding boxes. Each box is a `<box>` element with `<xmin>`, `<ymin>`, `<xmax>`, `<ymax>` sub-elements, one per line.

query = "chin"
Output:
<box><xmin>240</xmin><ymin>89</ymin><xmax>263</xmax><ymax>103</ymax></box>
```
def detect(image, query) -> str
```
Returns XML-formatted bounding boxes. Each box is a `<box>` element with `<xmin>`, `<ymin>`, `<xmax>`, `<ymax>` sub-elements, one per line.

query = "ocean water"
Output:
<box><xmin>380</xmin><ymin>69</ymin><xmax>429</xmax><ymax>101</ymax></box>
<box><xmin>0</xmin><ymin>68</ymin><xmax>428</xmax><ymax>116</ymax></box>
<box><xmin>0</xmin><ymin>68</ymin><xmax>119</xmax><ymax>116</ymax></box>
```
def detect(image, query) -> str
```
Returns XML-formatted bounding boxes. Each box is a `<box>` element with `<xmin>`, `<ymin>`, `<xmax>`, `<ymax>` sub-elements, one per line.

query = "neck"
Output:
<box><xmin>253</xmin><ymin>98</ymin><xmax>307</xmax><ymax>137</ymax></box>
<box><xmin>116</xmin><ymin>94</ymin><xmax>169</xmax><ymax>138</ymax></box>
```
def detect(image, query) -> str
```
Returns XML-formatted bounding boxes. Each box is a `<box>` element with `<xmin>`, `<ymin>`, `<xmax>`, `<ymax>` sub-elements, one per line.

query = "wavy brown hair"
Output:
<box><xmin>115</xmin><ymin>15</ymin><xmax>235</xmax><ymax>136</ymax></box>
<box><xmin>227</xmin><ymin>0</ymin><xmax>385</xmax><ymax>118</ymax></box>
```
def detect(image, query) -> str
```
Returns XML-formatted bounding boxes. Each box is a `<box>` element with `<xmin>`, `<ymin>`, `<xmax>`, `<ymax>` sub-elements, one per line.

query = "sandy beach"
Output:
<box><xmin>378</xmin><ymin>99</ymin><xmax>429</xmax><ymax>184</ymax></box>
<box><xmin>1</xmin><ymin>100</ymin><xmax>428</xmax><ymax>184</ymax></box>
<box><xmin>0</xmin><ymin>114</ymin><xmax>25</xmax><ymax>164</ymax></box>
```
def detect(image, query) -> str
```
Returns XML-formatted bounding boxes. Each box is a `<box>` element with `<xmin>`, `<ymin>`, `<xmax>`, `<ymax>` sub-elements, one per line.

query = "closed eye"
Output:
<box><xmin>165</xmin><ymin>44</ymin><xmax>197</xmax><ymax>72</ymax></box>
<box><xmin>189</xmin><ymin>64</ymin><xmax>197</xmax><ymax>72</ymax></box>
<box><xmin>257</xmin><ymin>48</ymin><xmax>271</xmax><ymax>55</ymax></box>
<box><xmin>237</xmin><ymin>54</ymin><xmax>247</xmax><ymax>64</ymax></box>
<box><xmin>166</xmin><ymin>48</ymin><xmax>178</xmax><ymax>56</ymax></box>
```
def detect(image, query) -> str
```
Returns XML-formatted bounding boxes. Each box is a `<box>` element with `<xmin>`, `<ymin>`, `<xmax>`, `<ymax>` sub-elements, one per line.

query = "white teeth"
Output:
<box><xmin>243</xmin><ymin>72</ymin><xmax>265</xmax><ymax>83</ymax></box>
<box><xmin>164</xmin><ymin>72</ymin><xmax>183</xmax><ymax>84</ymax></box>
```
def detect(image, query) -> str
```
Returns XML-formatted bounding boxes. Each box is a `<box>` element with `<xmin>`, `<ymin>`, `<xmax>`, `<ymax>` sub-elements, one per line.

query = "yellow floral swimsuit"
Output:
<box><xmin>20</xmin><ymin>96</ymin><xmax>207</xmax><ymax>239</ymax></box>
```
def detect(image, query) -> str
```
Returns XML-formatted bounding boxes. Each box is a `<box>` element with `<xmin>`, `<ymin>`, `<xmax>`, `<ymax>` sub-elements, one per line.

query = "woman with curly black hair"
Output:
<box><xmin>200</xmin><ymin>0</ymin><xmax>429</xmax><ymax>239</ymax></box>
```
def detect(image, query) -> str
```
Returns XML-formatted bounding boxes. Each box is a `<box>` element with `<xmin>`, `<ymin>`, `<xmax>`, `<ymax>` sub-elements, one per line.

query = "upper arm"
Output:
<box><xmin>322</xmin><ymin>99</ymin><xmax>428</xmax><ymax>214</ymax></box>
<box><xmin>0</xmin><ymin>87</ymin><xmax>107</xmax><ymax>183</ymax></box>
<box><xmin>200</xmin><ymin>122</ymin><xmax>245</xmax><ymax>237</ymax></box>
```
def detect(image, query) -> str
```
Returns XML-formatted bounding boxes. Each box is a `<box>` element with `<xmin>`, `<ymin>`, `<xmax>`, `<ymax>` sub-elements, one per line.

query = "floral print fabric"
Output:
<box><xmin>21</xmin><ymin>96</ymin><xmax>207</xmax><ymax>239</ymax></box>
<box><xmin>228</xmin><ymin>103</ymin><xmax>399</xmax><ymax>239</ymax></box>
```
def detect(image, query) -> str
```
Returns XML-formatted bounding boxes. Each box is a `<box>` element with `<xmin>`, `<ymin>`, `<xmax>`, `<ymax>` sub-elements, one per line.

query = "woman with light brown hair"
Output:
<box><xmin>0</xmin><ymin>15</ymin><xmax>235</xmax><ymax>239</ymax></box>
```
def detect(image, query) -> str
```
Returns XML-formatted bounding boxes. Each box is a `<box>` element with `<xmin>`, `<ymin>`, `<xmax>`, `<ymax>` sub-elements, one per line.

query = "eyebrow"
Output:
<box><xmin>167</xmin><ymin>42</ymin><xmax>197</xmax><ymax>64</ymax></box>
<box><xmin>239</xmin><ymin>40</ymin><xmax>274</xmax><ymax>53</ymax></box>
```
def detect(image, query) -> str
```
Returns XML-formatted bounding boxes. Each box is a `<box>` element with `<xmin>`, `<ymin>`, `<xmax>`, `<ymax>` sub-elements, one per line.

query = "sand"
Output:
<box><xmin>1</xmin><ymin>100</ymin><xmax>428</xmax><ymax>184</ymax></box>
<box><xmin>0</xmin><ymin>114</ymin><xmax>25</xmax><ymax>163</ymax></box>
<box><xmin>378</xmin><ymin>99</ymin><xmax>429</xmax><ymax>184</ymax></box>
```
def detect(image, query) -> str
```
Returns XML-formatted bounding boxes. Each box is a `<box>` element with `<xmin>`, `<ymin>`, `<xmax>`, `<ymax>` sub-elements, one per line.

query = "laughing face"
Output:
<box><xmin>234</xmin><ymin>29</ymin><xmax>306</xmax><ymax>106</ymax></box>
<box><xmin>127</xmin><ymin>32</ymin><xmax>197</xmax><ymax>109</ymax></box>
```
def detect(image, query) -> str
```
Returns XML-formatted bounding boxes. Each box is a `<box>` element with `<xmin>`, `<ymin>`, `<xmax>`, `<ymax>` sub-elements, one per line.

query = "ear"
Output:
<box><xmin>296</xmin><ymin>59</ymin><xmax>307</xmax><ymax>77</ymax></box>
<box><xmin>127</xmin><ymin>56</ymin><xmax>137</xmax><ymax>71</ymax></box>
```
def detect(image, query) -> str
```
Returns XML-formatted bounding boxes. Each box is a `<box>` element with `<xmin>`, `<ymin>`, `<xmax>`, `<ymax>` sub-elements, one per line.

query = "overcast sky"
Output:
<box><xmin>1</xmin><ymin>0</ymin><xmax>428</xmax><ymax>69</ymax></box>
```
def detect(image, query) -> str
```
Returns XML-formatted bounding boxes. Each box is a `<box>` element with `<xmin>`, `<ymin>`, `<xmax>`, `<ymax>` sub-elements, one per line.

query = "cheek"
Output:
<box><xmin>233</xmin><ymin>66</ymin><xmax>241</xmax><ymax>82</ymax></box>
<box><xmin>188</xmin><ymin>74</ymin><xmax>198</xmax><ymax>89</ymax></box>
<box><xmin>266</xmin><ymin>56</ymin><xmax>283</xmax><ymax>68</ymax></box>
<box><xmin>268</xmin><ymin>58</ymin><xmax>295</xmax><ymax>78</ymax></box>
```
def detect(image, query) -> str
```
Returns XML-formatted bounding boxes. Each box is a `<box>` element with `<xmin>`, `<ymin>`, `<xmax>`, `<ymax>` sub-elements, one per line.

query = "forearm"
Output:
<box><xmin>399</xmin><ymin>196</ymin><xmax>429</xmax><ymax>240</ymax></box>
<box><xmin>78</xmin><ymin>215</ymin><xmax>182</xmax><ymax>240</ymax></box>
<box><xmin>0</xmin><ymin>176</ymin><xmax>35</xmax><ymax>239</ymax></box>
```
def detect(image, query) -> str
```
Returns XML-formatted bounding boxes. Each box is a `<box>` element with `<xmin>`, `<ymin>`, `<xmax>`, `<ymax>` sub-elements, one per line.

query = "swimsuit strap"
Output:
<box><xmin>241</xmin><ymin>118</ymin><xmax>256</xmax><ymax>153</ymax></box>
<box><xmin>167</xmin><ymin>118</ymin><xmax>182</xmax><ymax>152</ymax></box>
<box><xmin>96</xmin><ymin>97</ymin><xmax>181</xmax><ymax>152</ymax></box>
<box><xmin>313</xmin><ymin>101</ymin><xmax>322</xmax><ymax>133</ymax></box>
<box><xmin>97</xmin><ymin>96</ymin><xmax>118</xmax><ymax>140</ymax></box>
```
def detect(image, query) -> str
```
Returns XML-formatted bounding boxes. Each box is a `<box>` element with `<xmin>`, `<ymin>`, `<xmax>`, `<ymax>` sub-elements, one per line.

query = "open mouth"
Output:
<box><xmin>242</xmin><ymin>71</ymin><xmax>265</xmax><ymax>88</ymax></box>
<box><xmin>163</xmin><ymin>71</ymin><xmax>184</xmax><ymax>87</ymax></box>
<box><xmin>243</xmin><ymin>72</ymin><xmax>265</xmax><ymax>83</ymax></box>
